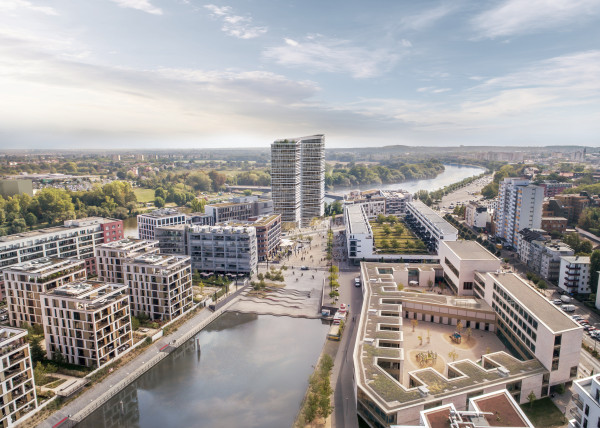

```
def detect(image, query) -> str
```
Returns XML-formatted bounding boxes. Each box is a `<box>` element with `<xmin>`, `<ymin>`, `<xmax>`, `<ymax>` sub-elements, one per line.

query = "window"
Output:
<box><xmin>463</xmin><ymin>282</ymin><xmax>473</xmax><ymax>290</ymax></box>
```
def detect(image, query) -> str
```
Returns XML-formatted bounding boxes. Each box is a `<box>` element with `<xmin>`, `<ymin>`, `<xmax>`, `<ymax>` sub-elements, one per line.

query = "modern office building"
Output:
<box><xmin>41</xmin><ymin>281</ymin><xmax>133</xmax><ymax>368</ymax></box>
<box><xmin>271</xmin><ymin>135</ymin><xmax>325</xmax><ymax>228</ymax></box>
<box><xmin>558</xmin><ymin>256</ymin><xmax>591</xmax><ymax>294</ymax></box>
<box><xmin>495</xmin><ymin>178</ymin><xmax>543</xmax><ymax>248</ymax></box>
<box><xmin>4</xmin><ymin>258</ymin><xmax>87</xmax><ymax>327</ymax></box>
<box><xmin>405</xmin><ymin>201</ymin><xmax>458</xmax><ymax>253</ymax></box>
<box><xmin>124</xmin><ymin>254</ymin><xmax>193</xmax><ymax>321</ymax></box>
<box><xmin>95</xmin><ymin>239</ymin><xmax>159</xmax><ymax>284</ymax></box>
<box><xmin>569</xmin><ymin>374</ymin><xmax>600</xmax><ymax>428</ymax></box>
<box><xmin>204</xmin><ymin>196</ymin><xmax>273</xmax><ymax>224</ymax></box>
<box><xmin>0</xmin><ymin>327</ymin><xmax>37</xmax><ymax>427</ymax></box>
<box><xmin>137</xmin><ymin>208</ymin><xmax>188</xmax><ymax>240</ymax></box>
<box><xmin>187</xmin><ymin>225</ymin><xmax>257</xmax><ymax>274</ymax></box>
<box><xmin>438</xmin><ymin>241</ymin><xmax>501</xmax><ymax>296</ymax></box>
<box><xmin>0</xmin><ymin>217</ymin><xmax>123</xmax><ymax>277</ymax></box>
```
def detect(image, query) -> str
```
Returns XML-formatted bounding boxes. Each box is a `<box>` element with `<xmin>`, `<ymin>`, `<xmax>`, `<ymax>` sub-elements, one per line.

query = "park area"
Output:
<box><xmin>370</xmin><ymin>216</ymin><xmax>429</xmax><ymax>254</ymax></box>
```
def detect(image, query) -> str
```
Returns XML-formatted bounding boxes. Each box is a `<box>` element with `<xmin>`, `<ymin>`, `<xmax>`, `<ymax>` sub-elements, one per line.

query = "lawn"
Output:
<box><xmin>134</xmin><ymin>188</ymin><xmax>156</xmax><ymax>203</ymax></box>
<box><xmin>520</xmin><ymin>397</ymin><xmax>567</xmax><ymax>427</ymax></box>
<box><xmin>370</xmin><ymin>218</ymin><xmax>429</xmax><ymax>254</ymax></box>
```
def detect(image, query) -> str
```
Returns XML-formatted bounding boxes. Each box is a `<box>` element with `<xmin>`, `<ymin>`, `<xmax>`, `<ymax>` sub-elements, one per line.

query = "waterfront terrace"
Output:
<box><xmin>354</xmin><ymin>261</ymin><xmax>547</xmax><ymax>428</ymax></box>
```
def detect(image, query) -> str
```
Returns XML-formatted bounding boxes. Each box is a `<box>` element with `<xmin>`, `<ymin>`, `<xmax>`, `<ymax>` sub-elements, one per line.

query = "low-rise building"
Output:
<box><xmin>464</xmin><ymin>202</ymin><xmax>490</xmax><ymax>229</ymax></box>
<box><xmin>0</xmin><ymin>327</ymin><xmax>37</xmax><ymax>427</ymax></box>
<box><xmin>539</xmin><ymin>181</ymin><xmax>573</xmax><ymax>198</ymax></box>
<box><xmin>344</xmin><ymin>189</ymin><xmax>413</xmax><ymax>217</ymax></box>
<box><xmin>204</xmin><ymin>196</ymin><xmax>273</xmax><ymax>224</ymax></box>
<box><xmin>405</xmin><ymin>201</ymin><xmax>458</xmax><ymax>253</ymax></box>
<box><xmin>95</xmin><ymin>239</ymin><xmax>159</xmax><ymax>284</ymax></box>
<box><xmin>517</xmin><ymin>228</ymin><xmax>549</xmax><ymax>266</ymax></box>
<box><xmin>4</xmin><ymin>258</ymin><xmax>87</xmax><ymax>327</ymax></box>
<box><xmin>187</xmin><ymin>225</ymin><xmax>257</xmax><ymax>274</ymax></box>
<box><xmin>438</xmin><ymin>241</ymin><xmax>501</xmax><ymax>296</ymax></box>
<box><xmin>568</xmin><ymin>374</ymin><xmax>600</xmax><ymax>428</ymax></box>
<box><xmin>124</xmin><ymin>254</ymin><xmax>193</xmax><ymax>321</ymax></box>
<box><xmin>41</xmin><ymin>281</ymin><xmax>133</xmax><ymax>368</ymax></box>
<box><xmin>538</xmin><ymin>241</ymin><xmax>574</xmax><ymax>283</ymax></box>
<box><xmin>559</xmin><ymin>256</ymin><xmax>591</xmax><ymax>294</ymax></box>
<box><xmin>541</xmin><ymin>217</ymin><xmax>568</xmax><ymax>234</ymax></box>
<box><xmin>137</xmin><ymin>208</ymin><xmax>188</xmax><ymax>240</ymax></box>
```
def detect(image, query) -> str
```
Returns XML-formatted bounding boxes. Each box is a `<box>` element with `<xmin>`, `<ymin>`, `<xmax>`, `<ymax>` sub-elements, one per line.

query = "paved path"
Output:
<box><xmin>37</xmin><ymin>288</ymin><xmax>245</xmax><ymax>428</ymax></box>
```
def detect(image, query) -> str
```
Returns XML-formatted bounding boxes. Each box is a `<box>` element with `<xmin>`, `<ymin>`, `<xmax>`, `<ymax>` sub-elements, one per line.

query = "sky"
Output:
<box><xmin>1</xmin><ymin>0</ymin><xmax>599</xmax><ymax>149</ymax></box>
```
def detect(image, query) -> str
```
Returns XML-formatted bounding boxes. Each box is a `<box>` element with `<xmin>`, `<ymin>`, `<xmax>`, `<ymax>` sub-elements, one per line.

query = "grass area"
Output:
<box><xmin>133</xmin><ymin>188</ymin><xmax>156</xmax><ymax>203</ymax></box>
<box><xmin>520</xmin><ymin>397</ymin><xmax>567</xmax><ymax>427</ymax></box>
<box><xmin>370</xmin><ymin>219</ymin><xmax>428</xmax><ymax>254</ymax></box>
<box><xmin>44</xmin><ymin>377</ymin><xmax>67</xmax><ymax>389</ymax></box>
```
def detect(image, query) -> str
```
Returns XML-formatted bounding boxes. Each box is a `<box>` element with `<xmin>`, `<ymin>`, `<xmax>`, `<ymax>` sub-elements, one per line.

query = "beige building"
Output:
<box><xmin>95</xmin><ymin>239</ymin><xmax>159</xmax><ymax>284</ymax></box>
<box><xmin>0</xmin><ymin>327</ymin><xmax>37</xmax><ymax>428</ymax></box>
<box><xmin>4</xmin><ymin>258</ymin><xmax>87</xmax><ymax>327</ymax></box>
<box><xmin>124</xmin><ymin>254</ymin><xmax>193</xmax><ymax>321</ymax></box>
<box><xmin>41</xmin><ymin>281</ymin><xmax>133</xmax><ymax>368</ymax></box>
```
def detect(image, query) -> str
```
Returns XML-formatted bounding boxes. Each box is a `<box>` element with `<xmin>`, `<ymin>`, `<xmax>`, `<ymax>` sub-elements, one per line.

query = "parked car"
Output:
<box><xmin>561</xmin><ymin>304</ymin><xmax>576</xmax><ymax>312</ymax></box>
<box><xmin>354</xmin><ymin>277</ymin><xmax>361</xmax><ymax>287</ymax></box>
<box><xmin>552</xmin><ymin>299</ymin><xmax>562</xmax><ymax>305</ymax></box>
<box><xmin>584</xmin><ymin>325</ymin><xmax>596</xmax><ymax>332</ymax></box>
<box><xmin>300</xmin><ymin>266</ymin><xmax>309</xmax><ymax>270</ymax></box>
<box><xmin>561</xmin><ymin>295</ymin><xmax>572</xmax><ymax>303</ymax></box>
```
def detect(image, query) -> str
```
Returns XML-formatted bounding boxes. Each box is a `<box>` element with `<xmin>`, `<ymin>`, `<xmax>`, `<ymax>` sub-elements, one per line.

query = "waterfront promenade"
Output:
<box><xmin>36</xmin><ymin>287</ymin><xmax>245</xmax><ymax>428</ymax></box>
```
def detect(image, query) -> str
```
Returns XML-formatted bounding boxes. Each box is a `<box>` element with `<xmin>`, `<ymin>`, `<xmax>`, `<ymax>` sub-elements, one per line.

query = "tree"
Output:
<box><xmin>448</xmin><ymin>350</ymin><xmax>458</xmax><ymax>362</ymax></box>
<box><xmin>154</xmin><ymin>197</ymin><xmax>165</xmax><ymax>208</ymax></box>
<box><xmin>376</xmin><ymin>214</ymin><xmax>387</xmax><ymax>224</ymax></box>
<box><xmin>382</xmin><ymin>224</ymin><xmax>391</xmax><ymax>235</ymax></box>
<box><xmin>34</xmin><ymin>188</ymin><xmax>75</xmax><ymax>224</ymax></box>
<box><xmin>380</xmin><ymin>238</ymin><xmax>389</xmax><ymax>249</ymax></box>
<box><xmin>418</xmin><ymin>335</ymin><xmax>423</xmax><ymax>345</ymax></box>
<box><xmin>189</xmin><ymin>198</ymin><xmax>205</xmax><ymax>213</ymax></box>
<box><xmin>394</xmin><ymin>224</ymin><xmax>405</xmax><ymax>235</ymax></box>
<box><xmin>465</xmin><ymin>327</ymin><xmax>472</xmax><ymax>341</ymax></box>
<box><xmin>209</xmin><ymin>170</ymin><xmax>227</xmax><ymax>191</ymax></box>
<box><xmin>411</xmin><ymin>319</ymin><xmax>418</xmax><ymax>332</ymax></box>
<box><xmin>24</xmin><ymin>212</ymin><xmax>37</xmax><ymax>227</ymax></box>
<box><xmin>243</xmin><ymin>189</ymin><xmax>253</xmax><ymax>196</ymax></box>
<box><xmin>30</xmin><ymin>336</ymin><xmax>45</xmax><ymax>363</ymax></box>
<box><xmin>397</xmin><ymin>282</ymin><xmax>405</xmax><ymax>291</ymax></box>
<box><xmin>154</xmin><ymin>187</ymin><xmax>167</xmax><ymax>199</ymax></box>
<box><xmin>391</xmin><ymin>239</ymin><xmax>400</xmax><ymax>249</ymax></box>
<box><xmin>527</xmin><ymin>391</ymin><xmax>536</xmax><ymax>408</ymax></box>
<box><xmin>456</xmin><ymin>321</ymin><xmax>463</xmax><ymax>334</ymax></box>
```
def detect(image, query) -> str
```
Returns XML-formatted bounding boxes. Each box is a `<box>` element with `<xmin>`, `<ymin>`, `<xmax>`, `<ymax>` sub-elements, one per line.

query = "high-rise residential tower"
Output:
<box><xmin>271</xmin><ymin>134</ymin><xmax>324</xmax><ymax>228</ymax></box>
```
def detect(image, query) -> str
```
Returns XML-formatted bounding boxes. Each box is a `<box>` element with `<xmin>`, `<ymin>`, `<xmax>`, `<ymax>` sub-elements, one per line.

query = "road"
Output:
<box><xmin>437</xmin><ymin>174</ymin><xmax>492</xmax><ymax>213</ymax></box>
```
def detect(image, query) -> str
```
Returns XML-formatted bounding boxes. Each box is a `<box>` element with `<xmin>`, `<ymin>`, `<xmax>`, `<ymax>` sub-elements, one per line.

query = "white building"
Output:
<box><xmin>124</xmin><ymin>254</ymin><xmax>193</xmax><ymax>321</ymax></box>
<box><xmin>187</xmin><ymin>225</ymin><xmax>257</xmax><ymax>274</ymax></box>
<box><xmin>0</xmin><ymin>327</ymin><xmax>37</xmax><ymax>427</ymax></box>
<box><xmin>465</xmin><ymin>202</ymin><xmax>489</xmax><ymax>229</ymax></box>
<box><xmin>95</xmin><ymin>239</ymin><xmax>159</xmax><ymax>284</ymax></box>
<box><xmin>558</xmin><ymin>256</ymin><xmax>591</xmax><ymax>294</ymax></box>
<box><xmin>4</xmin><ymin>258</ymin><xmax>87</xmax><ymax>327</ymax></box>
<box><xmin>569</xmin><ymin>374</ymin><xmax>600</xmax><ymax>428</ymax></box>
<box><xmin>495</xmin><ymin>178</ymin><xmax>544</xmax><ymax>248</ymax></box>
<box><xmin>137</xmin><ymin>208</ymin><xmax>188</xmax><ymax>240</ymax></box>
<box><xmin>517</xmin><ymin>228</ymin><xmax>548</xmax><ymax>266</ymax></box>
<box><xmin>405</xmin><ymin>201</ymin><xmax>458</xmax><ymax>253</ymax></box>
<box><xmin>538</xmin><ymin>241</ymin><xmax>574</xmax><ymax>283</ymax></box>
<box><xmin>41</xmin><ymin>281</ymin><xmax>133</xmax><ymax>368</ymax></box>
<box><xmin>438</xmin><ymin>241</ymin><xmax>501</xmax><ymax>296</ymax></box>
<box><xmin>344</xmin><ymin>204</ymin><xmax>374</xmax><ymax>261</ymax></box>
<box><xmin>204</xmin><ymin>196</ymin><xmax>273</xmax><ymax>224</ymax></box>
<box><xmin>271</xmin><ymin>135</ymin><xmax>325</xmax><ymax>228</ymax></box>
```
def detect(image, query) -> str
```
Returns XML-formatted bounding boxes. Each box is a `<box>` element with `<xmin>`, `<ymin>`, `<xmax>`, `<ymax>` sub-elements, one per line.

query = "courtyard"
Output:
<box><xmin>369</xmin><ymin>217</ymin><xmax>429</xmax><ymax>254</ymax></box>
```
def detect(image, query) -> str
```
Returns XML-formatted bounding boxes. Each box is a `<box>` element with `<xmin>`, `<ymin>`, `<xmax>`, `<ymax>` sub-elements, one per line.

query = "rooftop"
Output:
<box><xmin>5</xmin><ymin>257</ymin><xmax>84</xmax><ymax>275</ymax></box>
<box><xmin>561</xmin><ymin>255</ymin><xmax>590</xmax><ymax>264</ymax></box>
<box><xmin>0</xmin><ymin>327</ymin><xmax>27</xmax><ymax>345</ymax></box>
<box><xmin>345</xmin><ymin>204</ymin><xmax>372</xmax><ymax>235</ymax></box>
<box><xmin>138</xmin><ymin>208</ymin><xmax>185</xmax><ymax>219</ymax></box>
<box><xmin>408</xmin><ymin>200</ymin><xmax>458</xmax><ymax>236</ymax></box>
<box><xmin>129</xmin><ymin>253</ymin><xmax>189</xmax><ymax>266</ymax></box>
<box><xmin>442</xmin><ymin>240</ymin><xmax>498</xmax><ymax>261</ymax></box>
<box><xmin>485</xmin><ymin>272</ymin><xmax>580</xmax><ymax>332</ymax></box>
<box><xmin>0</xmin><ymin>217</ymin><xmax>117</xmax><ymax>243</ymax></box>
<box><xmin>97</xmin><ymin>238</ymin><xmax>158</xmax><ymax>250</ymax></box>
<box><xmin>44</xmin><ymin>280</ymin><xmax>127</xmax><ymax>302</ymax></box>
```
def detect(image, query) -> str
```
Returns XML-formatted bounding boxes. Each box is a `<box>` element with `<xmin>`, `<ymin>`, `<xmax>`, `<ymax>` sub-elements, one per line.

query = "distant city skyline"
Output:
<box><xmin>1</xmin><ymin>0</ymin><xmax>599</xmax><ymax>149</ymax></box>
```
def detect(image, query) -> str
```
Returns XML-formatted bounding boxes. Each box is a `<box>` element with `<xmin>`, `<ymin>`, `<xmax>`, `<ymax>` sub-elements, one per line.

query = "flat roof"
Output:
<box><xmin>408</xmin><ymin>200</ymin><xmax>458</xmax><ymax>236</ymax></box>
<box><xmin>487</xmin><ymin>272</ymin><xmax>580</xmax><ymax>332</ymax></box>
<box><xmin>442</xmin><ymin>240</ymin><xmax>498</xmax><ymax>261</ymax></box>
<box><xmin>471</xmin><ymin>391</ymin><xmax>532</xmax><ymax>427</ymax></box>
<box><xmin>345</xmin><ymin>204</ymin><xmax>371</xmax><ymax>235</ymax></box>
<box><xmin>5</xmin><ymin>257</ymin><xmax>84</xmax><ymax>274</ymax></box>
<box><xmin>97</xmin><ymin>238</ymin><xmax>157</xmax><ymax>249</ymax></box>
<box><xmin>561</xmin><ymin>255</ymin><xmax>590</xmax><ymax>264</ymax></box>
<box><xmin>0</xmin><ymin>217</ymin><xmax>115</xmax><ymax>243</ymax></box>
<box><xmin>138</xmin><ymin>208</ymin><xmax>185</xmax><ymax>219</ymax></box>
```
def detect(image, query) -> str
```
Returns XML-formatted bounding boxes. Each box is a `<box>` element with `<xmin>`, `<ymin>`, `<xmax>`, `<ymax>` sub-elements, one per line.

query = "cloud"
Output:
<box><xmin>417</xmin><ymin>86</ymin><xmax>451</xmax><ymax>94</ymax></box>
<box><xmin>110</xmin><ymin>0</ymin><xmax>163</xmax><ymax>15</ymax></box>
<box><xmin>0</xmin><ymin>0</ymin><xmax>58</xmax><ymax>16</ymax></box>
<box><xmin>204</xmin><ymin>4</ymin><xmax>267</xmax><ymax>39</ymax></box>
<box><xmin>400</xmin><ymin>4</ymin><xmax>455</xmax><ymax>31</ymax></box>
<box><xmin>263</xmin><ymin>35</ymin><xmax>404</xmax><ymax>78</ymax></box>
<box><xmin>472</xmin><ymin>0</ymin><xmax>600</xmax><ymax>38</ymax></box>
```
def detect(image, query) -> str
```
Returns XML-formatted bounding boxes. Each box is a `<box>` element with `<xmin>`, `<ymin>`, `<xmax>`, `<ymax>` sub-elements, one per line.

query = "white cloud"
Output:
<box><xmin>472</xmin><ymin>0</ymin><xmax>600</xmax><ymax>38</ymax></box>
<box><xmin>204</xmin><ymin>4</ymin><xmax>267</xmax><ymax>39</ymax></box>
<box><xmin>110</xmin><ymin>0</ymin><xmax>163</xmax><ymax>16</ymax></box>
<box><xmin>0</xmin><ymin>0</ymin><xmax>58</xmax><ymax>16</ymax></box>
<box><xmin>400</xmin><ymin>4</ymin><xmax>455</xmax><ymax>31</ymax></box>
<box><xmin>263</xmin><ymin>36</ymin><xmax>404</xmax><ymax>79</ymax></box>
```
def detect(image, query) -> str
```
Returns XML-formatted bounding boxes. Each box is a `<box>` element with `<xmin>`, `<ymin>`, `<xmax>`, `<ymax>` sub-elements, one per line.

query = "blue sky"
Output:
<box><xmin>1</xmin><ymin>0</ymin><xmax>599</xmax><ymax>149</ymax></box>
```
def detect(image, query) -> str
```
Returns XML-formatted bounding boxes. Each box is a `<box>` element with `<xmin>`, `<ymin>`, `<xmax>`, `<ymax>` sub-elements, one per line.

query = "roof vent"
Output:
<box><xmin>497</xmin><ymin>366</ymin><xmax>510</xmax><ymax>377</ymax></box>
<box><xmin>418</xmin><ymin>386</ymin><xmax>429</xmax><ymax>397</ymax></box>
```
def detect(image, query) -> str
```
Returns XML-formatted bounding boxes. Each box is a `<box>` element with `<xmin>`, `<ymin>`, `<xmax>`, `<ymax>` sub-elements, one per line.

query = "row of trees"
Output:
<box><xmin>416</xmin><ymin>172</ymin><xmax>488</xmax><ymax>206</ymax></box>
<box><xmin>0</xmin><ymin>181</ymin><xmax>139</xmax><ymax>236</ymax></box>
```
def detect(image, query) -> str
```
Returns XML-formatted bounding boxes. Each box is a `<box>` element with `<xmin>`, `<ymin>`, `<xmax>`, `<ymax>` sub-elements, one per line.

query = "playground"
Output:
<box><xmin>402</xmin><ymin>320</ymin><xmax>508</xmax><ymax>384</ymax></box>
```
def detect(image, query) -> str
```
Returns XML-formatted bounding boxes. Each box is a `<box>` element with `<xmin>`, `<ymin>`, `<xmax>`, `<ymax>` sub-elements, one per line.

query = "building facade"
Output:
<box><xmin>155</xmin><ymin>225</ymin><xmax>188</xmax><ymax>255</ymax></box>
<box><xmin>495</xmin><ymin>178</ymin><xmax>544</xmax><ymax>248</ymax></box>
<box><xmin>137</xmin><ymin>208</ymin><xmax>188</xmax><ymax>240</ymax></box>
<box><xmin>250</xmin><ymin>214</ymin><xmax>281</xmax><ymax>261</ymax></box>
<box><xmin>41</xmin><ymin>281</ymin><xmax>133</xmax><ymax>368</ymax></box>
<box><xmin>569</xmin><ymin>374</ymin><xmax>600</xmax><ymax>428</ymax></box>
<box><xmin>541</xmin><ymin>217</ymin><xmax>568</xmax><ymax>234</ymax></box>
<box><xmin>465</xmin><ymin>202</ymin><xmax>490</xmax><ymax>229</ymax></box>
<box><xmin>405</xmin><ymin>201</ymin><xmax>458</xmax><ymax>253</ymax></box>
<box><xmin>539</xmin><ymin>181</ymin><xmax>573</xmax><ymax>198</ymax></box>
<box><xmin>124</xmin><ymin>254</ymin><xmax>193</xmax><ymax>321</ymax></box>
<box><xmin>204</xmin><ymin>196</ymin><xmax>273</xmax><ymax>224</ymax></box>
<box><xmin>558</xmin><ymin>256</ymin><xmax>591</xmax><ymax>294</ymax></box>
<box><xmin>300</xmin><ymin>135</ymin><xmax>325</xmax><ymax>226</ymax></box>
<box><xmin>4</xmin><ymin>258</ymin><xmax>87</xmax><ymax>327</ymax></box>
<box><xmin>95</xmin><ymin>239</ymin><xmax>159</xmax><ymax>284</ymax></box>
<box><xmin>0</xmin><ymin>327</ymin><xmax>37</xmax><ymax>428</ymax></box>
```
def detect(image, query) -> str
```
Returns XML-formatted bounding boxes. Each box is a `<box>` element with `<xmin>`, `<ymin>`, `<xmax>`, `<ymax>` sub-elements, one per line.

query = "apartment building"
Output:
<box><xmin>539</xmin><ymin>242</ymin><xmax>574</xmax><ymax>283</ymax></box>
<box><xmin>517</xmin><ymin>228</ymin><xmax>549</xmax><ymax>266</ymax></box>
<box><xmin>559</xmin><ymin>256</ymin><xmax>591</xmax><ymax>294</ymax></box>
<box><xmin>0</xmin><ymin>327</ymin><xmax>37</xmax><ymax>428</ymax></box>
<box><xmin>474</xmin><ymin>271</ymin><xmax>582</xmax><ymax>387</ymax></box>
<box><xmin>344</xmin><ymin>189</ymin><xmax>412</xmax><ymax>218</ymax></box>
<box><xmin>541</xmin><ymin>217</ymin><xmax>568</xmax><ymax>234</ymax></box>
<box><xmin>0</xmin><ymin>217</ymin><xmax>123</xmax><ymax>278</ymax></box>
<box><xmin>41</xmin><ymin>281</ymin><xmax>133</xmax><ymax>368</ymax></box>
<box><xmin>204</xmin><ymin>196</ymin><xmax>273</xmax><ymax>224</ymax></box>
<box><xmin>95</xmin><ymin>239</ymin><xmax>159</xmax><ymax>284</ymax></box>
<box><xmin>155</xmin><ymin>224</ymin><xmax>187</xmax><ymax>255</ymax></box>
<box><xmin>187</xmin><ymin>225</ymin><xmax>257</xmax><ymax>274</ymax></box>
<box><xmin>569</xmin><ymin>374</ymin><xmax>600</xmax><ymax>428</ymax></box>
<box><xmin>4</xmin><ymin>258</ymin><xmax>87</xmax><ymax>327</ymax></box>
<box><xmin>554</xmin><ymin>194</ymin><xmax>591</xmax><ymax>224</ymax></box>
<box><xmin>381</xmin><ymin>190</ymin><xmax>413</xmax><ymax>216</ymax></box>
<box><xmin>465</xmin><ymin>202</ymin><xmax>490</xmax><ymax>229</ymax></box>
<box><xmin>495</xmin><ymin>178</ymin><xmax>543</xmax><ymax>248</ymax></box>
<box><xmin>271</xmin><ymin>135</ymin><xmax>325</xmax><ymax>228</ymax></box>
<box><xmin>438</xmin><ymin>241</ymin><xmax>500</xmax><ymax>296</ymax></box>
<box><xmin>137</xmin><ymin>208</ymin><xmax>188</xmax><ymax>240</ymax></box>
<box><xmin>124</xmin><ymin>254</ymin><xmax>193</xmax><ymax>321</ymax></box>
<box><xmin>250</xmin><ymin>214</ymin><xmax>281</xmax><ymax>261</ymax></box>
<box><xmin>405</xmin><ymin>201</ymin><xmax>458</xmax><ymax>253</ymax></box>
<box><xmin>539</xmin><ymin>181</ymin><xmax>573</xmax><ymax>197</ymax></box>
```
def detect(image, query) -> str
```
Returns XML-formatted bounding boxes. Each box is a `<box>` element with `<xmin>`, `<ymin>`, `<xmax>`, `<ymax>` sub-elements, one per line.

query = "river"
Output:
<box><xmin>77</xmin><ymin>313</ymin><xmax>330</xmax><ymax>428</ymax></box>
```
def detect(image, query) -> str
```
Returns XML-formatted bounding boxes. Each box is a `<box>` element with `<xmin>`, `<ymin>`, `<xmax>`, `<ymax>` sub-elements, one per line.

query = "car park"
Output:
<box><xmin>584</xmin><ymin>325</ymin><xmax>596</xmax><ymax>332</ymax></box>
